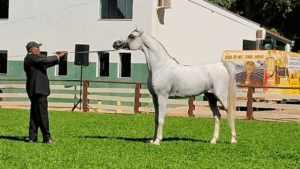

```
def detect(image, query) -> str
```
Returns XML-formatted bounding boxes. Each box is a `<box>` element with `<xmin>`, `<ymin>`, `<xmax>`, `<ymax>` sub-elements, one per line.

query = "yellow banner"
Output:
<box><xmin>280</xmin><ymin>78</ymin><xmax>289</xmax><ymax>95</ymax></box>
<box><xmin>290</xmin><ymin>79</ymin><xmax>300</xmax><ymax>87</ymax></box>
<box><xmin>288</xmin><ymin>79</ymin><xmax>299</xmax><ymax>95</ymax></box>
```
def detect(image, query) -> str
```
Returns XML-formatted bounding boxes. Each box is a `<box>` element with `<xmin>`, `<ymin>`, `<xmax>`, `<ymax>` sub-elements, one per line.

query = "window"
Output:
<box><xmin>41</xmin><ymin>51</ymin><xmax>47</xmax><ymax>57</ymax></box>
<box><xmin>0</xmin><ymin>0</ymin><xmax>9</xmax><ymax>19</ymax></box>
<box><xmin>262</xmin><ymin>37</ymin><xmax>277</xmax><ymax>50</ymax></box>
<box><xmin>119</xmin><ymin>53</ymin><xmax>131</xmax><ymax>77</ymax></box>
<box><xmin>56</xmin><ymin>53</ymin><xmax>68</xmax><ymax>76</ymax></box>
<box><xmin>0</xmin><ymin>50</ymin><xmax>7</xmax><ymax>74</ymax></box>
<box><xmin>58</xmin><ymin>59</ymin><xmax>67</xmax><ymax>76</ymax></box>
<box><xmin>98</xmin><ymin>52</ymin><xmax>109</xmax><ymax>77</ymax></box>
<box><xmin>263</xmin><ymin>36</ymin><xmax>287</xmax><ymax>51</ymax></box>
<box><xmin>277</xmin><ymin>67</ymin><xmax>286</xmax><ymax>77</ymax></box>
<box><xmin>100</xmin><ymin>0</ymin><xmax>133</xmax><ymax>19</ymax></box>
<box><xmin>243</xmin><ymin>40</ymin><xmax>256</xmax><ymax>50</ymax></box>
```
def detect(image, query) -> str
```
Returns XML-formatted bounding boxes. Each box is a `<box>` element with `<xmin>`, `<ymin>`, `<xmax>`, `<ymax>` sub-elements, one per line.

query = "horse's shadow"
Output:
<box><xmin>79</xmin><ymin>136</ymin><xmax>212</xmax><ymax>144</ymax></box>
<box><xmin>1</xmin><ymin>135</ymin><xmax>229</xmax><ymax>144</ymax></box>
<box><xmin>0</xmin><ymin>136</ymin><xmax>29</xmax><ymax>142</ymax></box>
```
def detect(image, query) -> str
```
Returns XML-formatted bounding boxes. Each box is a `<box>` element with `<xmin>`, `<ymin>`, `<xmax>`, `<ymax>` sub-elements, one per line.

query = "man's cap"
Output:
<box><xmin>26</xmin><ymin>41</ymin><xmax>42</xmax><ymax>50</ymax></box>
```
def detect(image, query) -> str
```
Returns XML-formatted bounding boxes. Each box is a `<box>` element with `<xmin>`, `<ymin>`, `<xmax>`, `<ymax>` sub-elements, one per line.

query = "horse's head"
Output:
<box><xmin>113</xmin><ymin>29</ymin><xmax>144</xmax><ymax>50</ymax></box>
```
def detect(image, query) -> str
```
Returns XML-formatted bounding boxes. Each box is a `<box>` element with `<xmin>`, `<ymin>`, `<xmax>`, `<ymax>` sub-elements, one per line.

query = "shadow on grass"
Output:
<box><xmin>79</xmin><ymin>136</ymin><xmax>211</xmax><ymax>143</ymax></box>
<box><xmin>80</xmin><ymin>136</ymin><xmax>151</xmax><ymax>143</ymax></box>
<box><xmin>0</xmin><ymin>136</ymin><xmax>29</xmax><ymax>142</ymax></box>
<box><xmin>162</xmin><ymin>137</ymin><xmax>211</xmax><ymax>143</ymax></box>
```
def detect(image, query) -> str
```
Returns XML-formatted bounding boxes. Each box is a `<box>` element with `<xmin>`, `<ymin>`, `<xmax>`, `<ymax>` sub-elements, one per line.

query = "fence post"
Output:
<box><xmin>188</xmin><ymin>97</ymin><xmax>195</xmax><ymax>117</ymax></box>
<box><xmin>0</xmin><ymin>89</ymin><xmax>2</xmax><ymax>101</ymax></box>
<box><xmin>247</xmin><ymin>86</ymin><xmax>254</xmax><ymax>120</ymax></box>
<box><xmin>0</xmin><ymin>89</ymin><xmax>2</xmax><ymax>108</ymax></box>
<box><xmin>134</xmin><ymin>83</ymin><xmax>141</xmax><ymax>114</ymax></box>
<box><xmin>83</xmin><ymin>80</ymin><xmax>89</xmax><ymax>112</ymax></box>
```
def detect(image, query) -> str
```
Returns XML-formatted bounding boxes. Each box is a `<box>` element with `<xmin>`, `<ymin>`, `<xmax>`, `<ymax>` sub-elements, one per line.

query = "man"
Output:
<box><xmin>23</xmin><ymin>41</ymin><xmax>67</xmax><ymax>144</ymax></box>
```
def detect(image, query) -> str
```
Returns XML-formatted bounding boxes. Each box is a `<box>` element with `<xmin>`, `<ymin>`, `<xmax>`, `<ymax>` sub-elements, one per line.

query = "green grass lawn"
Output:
<box><xmin>0</xmin><ymin>109</ymin><xmax>299</xmax><ymax>168</ymax></box>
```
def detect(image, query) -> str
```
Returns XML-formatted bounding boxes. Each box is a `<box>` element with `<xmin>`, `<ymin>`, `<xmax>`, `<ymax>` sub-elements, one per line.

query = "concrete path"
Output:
<box><xmin>164</xmin><ymin>106</ymin><xmax>300</xmax><ymax>123</ymax></box>
<box><xmin>4</xmin><ymin>105</ymin><xmax>300</xmax><ymax>123</ymax></box>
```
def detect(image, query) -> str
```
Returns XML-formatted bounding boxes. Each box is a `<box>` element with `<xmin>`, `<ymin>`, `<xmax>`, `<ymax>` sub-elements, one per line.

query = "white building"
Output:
<box><xmin>0</xmin><ymin>0</ymin><xmax>267</xmax><ymax>82</ymax></box>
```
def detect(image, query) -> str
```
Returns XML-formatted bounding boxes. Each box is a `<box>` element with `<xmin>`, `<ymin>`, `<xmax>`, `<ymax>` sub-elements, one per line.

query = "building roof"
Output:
<box><xmin>202</xmin><ymin>0</ymin><xmax>293</xmax><ymax>45</ymax></box>
<box><xmin>266</xmin><ymin>30</ymin><xmax>293</xmax><ymax>45</ymax></box>
<box><xmin>202</xmin><ymin>0</ymin><xmax>260</xmax><ymax>26</ymax></box>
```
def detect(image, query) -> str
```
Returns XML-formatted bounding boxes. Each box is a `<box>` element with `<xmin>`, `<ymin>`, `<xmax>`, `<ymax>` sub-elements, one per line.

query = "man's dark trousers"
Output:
<box><xmin>29</xmin><ymin>94</ymin><xmax>51</xmax><ymax>141</ymax></box>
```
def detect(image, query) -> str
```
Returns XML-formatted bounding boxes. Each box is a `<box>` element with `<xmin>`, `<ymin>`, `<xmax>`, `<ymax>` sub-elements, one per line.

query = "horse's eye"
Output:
<box><xmin>128</xmin><ymin>34</ymin><xmax>134</xmax><ymax>39</ymax></box>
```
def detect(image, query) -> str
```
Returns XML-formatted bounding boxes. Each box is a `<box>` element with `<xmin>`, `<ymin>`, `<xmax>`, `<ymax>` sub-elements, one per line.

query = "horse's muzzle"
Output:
<box><xmin>113</xmin><ymin>40</ymin><xmax>128</xmax><ymax>50</ymax></box>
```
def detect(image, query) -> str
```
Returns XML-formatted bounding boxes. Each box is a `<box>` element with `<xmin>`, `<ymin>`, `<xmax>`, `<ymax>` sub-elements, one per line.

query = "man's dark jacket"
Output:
<box><xmin>24</xmin><ymin>54</ymin><xmax>59</xmax><ymax>97</ymax></box>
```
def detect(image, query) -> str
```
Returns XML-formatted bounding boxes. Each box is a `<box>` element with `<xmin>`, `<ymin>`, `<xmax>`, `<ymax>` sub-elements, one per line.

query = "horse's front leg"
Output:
<box><xmin>150</xmin><ymin>95</ymin><xmax>159</xmax><ymax>145</ymax></box>
<box><xmin>150</xmin><ymin>94</ymin><xmax>167</xmax><ymax>146</ymax></box>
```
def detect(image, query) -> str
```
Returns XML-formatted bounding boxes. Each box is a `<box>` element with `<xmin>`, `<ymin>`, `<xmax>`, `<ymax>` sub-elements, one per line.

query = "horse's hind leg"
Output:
<box><xmin>204</xmin><ymin>93</ymin><xmax>221</xmax><ymax>144</ymax></box>
<box><xmin>215</xmin><ymin>91</ymin><xmax>237</xmax><ymax>144</ymax></box>
<box><xmin>150</xmin><ymin>94</ymin><xmax>167</xmax><ymax>146</ymax></box>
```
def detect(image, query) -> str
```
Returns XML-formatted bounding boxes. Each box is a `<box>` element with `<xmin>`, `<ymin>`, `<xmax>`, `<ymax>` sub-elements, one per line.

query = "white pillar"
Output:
<box><xmin>285</xmin><ymin>44</ymin><xmax>291</xmax><ymax>52</ymax></box>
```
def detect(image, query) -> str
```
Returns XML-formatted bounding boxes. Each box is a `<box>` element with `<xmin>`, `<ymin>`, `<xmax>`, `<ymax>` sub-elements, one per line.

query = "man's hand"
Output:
<box><xmin>57</xmin><ymin>51</ymin><xmax>68</xmax><ymax>58</ymax></box>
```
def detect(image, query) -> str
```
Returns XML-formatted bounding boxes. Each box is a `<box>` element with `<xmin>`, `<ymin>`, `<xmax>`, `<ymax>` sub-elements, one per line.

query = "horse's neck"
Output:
<box><xmin>141</xmin><ymin>34</ymin><xmax>176</xmax><ymax>73</ymax></box>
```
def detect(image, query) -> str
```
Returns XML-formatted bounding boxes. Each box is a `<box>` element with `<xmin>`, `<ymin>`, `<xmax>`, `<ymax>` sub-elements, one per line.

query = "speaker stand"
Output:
<box><xmin>71</xmin><ymin>65</ymin><xmax>95</xmax><ymax>112</ymax></box>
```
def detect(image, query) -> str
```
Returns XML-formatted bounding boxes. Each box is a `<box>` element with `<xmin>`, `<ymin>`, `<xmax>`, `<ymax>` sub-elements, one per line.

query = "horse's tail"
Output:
<box><xmin>223</xmin><ymin>62</ymin><xmax>236</xmax><ymax>128</ymax></box>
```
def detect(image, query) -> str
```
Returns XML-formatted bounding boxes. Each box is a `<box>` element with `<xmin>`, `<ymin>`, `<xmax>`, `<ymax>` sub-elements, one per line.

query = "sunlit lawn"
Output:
<box><xmin>0</xmin><ymin>109</ymin><xmax>299</xmax><ymax>168</ymax></box>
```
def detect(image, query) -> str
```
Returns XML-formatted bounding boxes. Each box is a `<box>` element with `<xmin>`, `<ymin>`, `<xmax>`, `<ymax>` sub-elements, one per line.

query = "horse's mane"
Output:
<box><xmin>148</xmin><ymin>34</ymin><xmax>180</xmax><ymax>65</ymax></box>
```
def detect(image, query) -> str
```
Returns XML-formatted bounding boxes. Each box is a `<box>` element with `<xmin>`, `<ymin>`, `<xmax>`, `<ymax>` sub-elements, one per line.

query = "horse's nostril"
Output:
<box><xmin>115</xmin><ymin>40</ymin><xmax>121</xmax><ymax>45</ymax></box>
<box><xmin>113</xmin><ymin>40</ymin><xmax>127</xmax><ymax>50</ymax></box>
<box><xmin>113</xmin><ymin>41</ymin><xmax>122</xmax><ymax>50</ymax></box>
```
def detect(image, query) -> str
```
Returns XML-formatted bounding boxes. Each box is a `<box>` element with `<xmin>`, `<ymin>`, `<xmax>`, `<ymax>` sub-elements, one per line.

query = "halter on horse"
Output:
<box><xmin>113</xmin><ymin>29</ymin><xmax>237</xmax><ymax>145</ymax></box>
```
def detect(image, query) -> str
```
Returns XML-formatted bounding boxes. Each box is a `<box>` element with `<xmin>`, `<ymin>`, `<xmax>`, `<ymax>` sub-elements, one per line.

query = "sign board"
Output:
<box><xmin>288</xmin><ymin>79</ymin><xmax>300</xmax><ymax>95</ymax></box>
<box><xmin>288</xmin><ymin>57</ymin><xmax>300</xmax><ymax>70</ymax></box>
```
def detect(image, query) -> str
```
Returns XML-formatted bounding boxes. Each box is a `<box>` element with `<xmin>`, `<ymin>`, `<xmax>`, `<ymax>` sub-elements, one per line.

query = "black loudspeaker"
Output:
<box><xmin>74</xmin><ymin>44</ymin><xmax>89</xmax><ymax>66</ymax></box>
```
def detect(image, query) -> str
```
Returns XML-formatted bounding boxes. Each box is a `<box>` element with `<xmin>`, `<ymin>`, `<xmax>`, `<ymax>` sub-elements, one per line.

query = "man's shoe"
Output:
<box><xmin>43</xmin><ymin>139</ymin><xmax>56</xmax><ymax>144</ymax></box>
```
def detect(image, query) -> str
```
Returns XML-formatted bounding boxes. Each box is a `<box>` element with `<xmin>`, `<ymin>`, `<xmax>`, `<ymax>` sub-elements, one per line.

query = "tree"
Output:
<box><xmin>207</xmin><ymin>0</ymin><xmax>300</xmax><ymax>27</ymax></box>
<box><xmin>208</xmin><ymin>0</ymin><xmax>300</xmax><ymax>52</ymax></box>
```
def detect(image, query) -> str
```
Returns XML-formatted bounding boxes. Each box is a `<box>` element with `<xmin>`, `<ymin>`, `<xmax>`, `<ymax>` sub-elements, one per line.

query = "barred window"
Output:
<box><xmin>0</xmin><ymin>50</ymin><xmax>7</xmax><ymax>74</ymax></box>
<box><xmin>58</xmin><ymin>58</ymin><xmax>67</xmax><ymax>76</ymax></box>
<box><xmin>119</xmin><ymin>53</ymin><xmax>131</xmax><ymax>77</ymax></box>
<box><xmin>55</xmin><ymin>53</ymin><xmax>67</xmax><ymax>76</ymax></box>
<box><xmin>57</xmin><ymin>54</ymin><xmax>67</xmax><ymax>76</ymax></box>
<box><xmin>0</xmin><ymin>0</ymin><xmax>9</xmax><ymax>19</ymax></box>
<box><xmin>41</xmin><ymin>51</ymin><xmax>47</xmax><ymax>57</ymax></box>
<box><xmin>98</xmin><ymin>52</ymin><xmax>109</xmax><ymax>77</ymax></box>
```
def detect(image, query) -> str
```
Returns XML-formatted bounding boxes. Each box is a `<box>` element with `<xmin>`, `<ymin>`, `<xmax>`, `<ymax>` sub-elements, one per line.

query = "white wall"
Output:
<box><xmin>0</xmin><ymin>0</ymin><xmax>152</xmax><ymax>64</ymax></box>
<box><xmin>153</xmin><ymin>0</ymin><xmax>263</xmax><ymax>65</ymax></box>
<box><xmin>0</xmin><ymin>0</ymin><xmax>264</xmax><ymax>67</ymax></box>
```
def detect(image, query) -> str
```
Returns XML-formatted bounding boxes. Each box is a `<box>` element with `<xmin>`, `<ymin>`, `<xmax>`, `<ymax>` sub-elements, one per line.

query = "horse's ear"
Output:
<box><xmin>134</xmin><ymin>24</ymin><xmax>143</xmax><ymax>34</ymax></box>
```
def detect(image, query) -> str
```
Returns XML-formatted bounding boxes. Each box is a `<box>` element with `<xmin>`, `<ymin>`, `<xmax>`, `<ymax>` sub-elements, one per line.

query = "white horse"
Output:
<box><xmin>113</xmin><ymin>29</ymin><xmax>237</xmax><ymax>145</ymax></box>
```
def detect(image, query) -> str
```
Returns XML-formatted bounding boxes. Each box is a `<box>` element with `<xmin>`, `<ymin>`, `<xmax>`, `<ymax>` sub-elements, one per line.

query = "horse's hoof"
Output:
<box><xmin>210</xmin><ymin>141</ymin><xmax>216</xmax><ymax>145</ymax></box>
<box><xmin>210</xmin><ymin>138</ymin><xmax>217</xmax><ymax>144</ymax></box>
<box><xmin>231</xmin><ymin>138</ymin><xmax>237</xmax><ymax>144</ymax></box>
<box><xmin>231</xmin><ymin>140</ymin><xmax>237</xmax><ymax>144</ymax></box>
<box><xmin>150</xmin><ymin>140</ymin><xmax>160</xmax><ymax>146</ymax></box>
